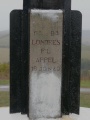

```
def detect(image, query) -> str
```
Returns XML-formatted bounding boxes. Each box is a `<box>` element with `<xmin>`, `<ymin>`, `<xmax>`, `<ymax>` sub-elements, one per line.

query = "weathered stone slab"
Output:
<box><xmin>29</xmin><ymin>10</ymin><xmax>63</xmax><ymax>119</ymax></box>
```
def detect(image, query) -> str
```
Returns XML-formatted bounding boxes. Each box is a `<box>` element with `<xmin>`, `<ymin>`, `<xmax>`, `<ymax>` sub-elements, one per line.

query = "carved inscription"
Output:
<box><xmin>30</xmin><ymin>11</ymin><xmax>63</xmax><ymax>73</ymax></box>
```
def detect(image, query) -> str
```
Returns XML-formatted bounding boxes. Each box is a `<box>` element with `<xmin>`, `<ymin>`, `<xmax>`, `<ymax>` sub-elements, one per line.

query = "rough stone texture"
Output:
<box><xmin>29</xmin><ymin>10</ymin><xmax>63</xmax><ymax>119</ymax></box>
<box><xmin>29</xmin><ymin>73</ymin><xmax>61</xmax><ymax>118</ymax></box>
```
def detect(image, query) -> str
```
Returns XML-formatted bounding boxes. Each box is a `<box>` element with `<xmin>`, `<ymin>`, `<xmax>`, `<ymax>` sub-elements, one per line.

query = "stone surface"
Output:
<box><xmin>0</xmin><ymin>107</ymin><xmax>90</xmax><ymax>120</ymax></box>
<box><xmin>29</xmin><ymin>10</ymin><xmax>63</xmax><ymax>119</ymax></box>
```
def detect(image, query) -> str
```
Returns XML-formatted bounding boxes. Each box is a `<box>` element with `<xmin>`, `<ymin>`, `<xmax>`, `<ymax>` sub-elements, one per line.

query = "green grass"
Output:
<box><xmin>80</xmin><ymin>93</ymin><xmax>90</xmax><ymax>108</ymax></box>
<box><xmin>0</xmin><ymin>79</ymin><xmax>9</xmax><ymax>85</ymax></box>
<box><xmin>0</xmin><ymin>92</ymin><xmax>9</xmax><ymax>107</ymax></box>
<box><xmin>0</xmin><ymin>63</ymin><xmax>9</xmax><ymax>80</ymax></box>
<box><xmin>81</xmin><ymin>80</ymin><xmax>90</xmax><ymax>88</ymax></box>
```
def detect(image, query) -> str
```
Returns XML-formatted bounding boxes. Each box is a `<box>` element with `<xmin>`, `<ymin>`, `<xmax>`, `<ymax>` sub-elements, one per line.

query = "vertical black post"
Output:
<box><xmin>23</xmin><ymin>0</ymin><xmax>30</xmax><ymax>10</ymax></box>
<box><xmin>10</xmin><ymin>10</ymin><xmax>22</xmax><ymax>113</ymax></box>
<box><xmin>20</xmin><ymin>0</ymin><xmax>30</xmax><ymax>114</ymax></box>
<box><xmin>69</xmin><ymin>11</ymin><xmax>82</xmax><ymax>114</ymax></box>
<box><xmin>30</xmin><ymin>0</ymin><xmax>63</xmax><ymax>9</ymax></box>
<box><xmin>61</xmin><ymin>0</ymin><xmax>71</xmax><ymax>115</ymax></box>
<box><xmin>21</xmin><ymin>11</ymin><xmax>29</xmax><ymax>114</ymax></box>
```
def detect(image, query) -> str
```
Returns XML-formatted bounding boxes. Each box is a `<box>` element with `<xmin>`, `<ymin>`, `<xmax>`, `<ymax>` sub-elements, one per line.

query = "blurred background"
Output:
<box><xmin>0</xmin><ymin>0</ymin><xmax>90</xmax><ymax>108</ymax></box>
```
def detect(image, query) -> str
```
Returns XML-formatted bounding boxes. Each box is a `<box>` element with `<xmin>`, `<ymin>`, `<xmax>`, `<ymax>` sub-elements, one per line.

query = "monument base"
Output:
<box><xmin>0</xmin><ymin>107</ymin><xmax>90</xmax><ymax>120</ymax></box>
<box><xmin>29</xmin><ymin>115</ymin><xmax>78</xmax><ymax>120</ymax></box>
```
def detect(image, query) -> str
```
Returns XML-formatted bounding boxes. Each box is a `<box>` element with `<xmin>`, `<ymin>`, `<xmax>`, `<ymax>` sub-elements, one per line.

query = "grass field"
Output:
<box><xmin>0</xmin><ymin>92</ymin><xmax>9</xmax><ymax>107</ymax></box>
<box><xmin>0</xmin><ymin>80</ymin><xmax>9</xmax><ymax>85</ymax></box>
<box><xmin>81</xmin><ymin>80</ymin><xmax>90</xmax><ymax>88</ymax></box>
<box><xmin>80</xmin><ymin>93</ymin><xmax>90</xmax><ymax>108</ymax></box>
<box><xmin>0</xmin><ymin>63</ymin><xmax>9</xmax><ymax>80</ymax></box>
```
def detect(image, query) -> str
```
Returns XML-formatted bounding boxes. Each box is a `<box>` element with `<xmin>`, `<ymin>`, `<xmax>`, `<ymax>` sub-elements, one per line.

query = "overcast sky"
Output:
<box><xmin>0</xmin><ymin>0</ymin><xmax>90</xmax><ymax>31</ymax></box>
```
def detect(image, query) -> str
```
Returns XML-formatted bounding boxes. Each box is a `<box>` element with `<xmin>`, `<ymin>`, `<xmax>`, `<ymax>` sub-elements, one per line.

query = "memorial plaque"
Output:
<box><xmin>29</xmin><ymin>10</ymin><xmax>63</xmax><ymax>119</ymax></box>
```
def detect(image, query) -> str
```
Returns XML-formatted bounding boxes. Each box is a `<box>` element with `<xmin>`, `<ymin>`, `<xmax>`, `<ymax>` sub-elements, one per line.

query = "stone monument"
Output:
<box><xmin>10</xmin><ymin>0</ymin><xmax>82</xmax><ymax>119</ymax></box>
